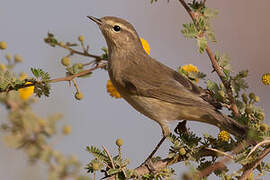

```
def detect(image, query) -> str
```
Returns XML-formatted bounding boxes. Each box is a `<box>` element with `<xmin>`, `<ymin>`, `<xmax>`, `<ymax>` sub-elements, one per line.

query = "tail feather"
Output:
<box><xmin>210</xmin><ymin>111</ymin><xmax>247</xmax><ymax>138</ymax></box>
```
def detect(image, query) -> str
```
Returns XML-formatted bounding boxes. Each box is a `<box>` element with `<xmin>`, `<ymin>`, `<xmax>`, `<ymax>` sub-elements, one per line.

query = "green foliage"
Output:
<box><xmin>181</xmin><ymin>23</ymin><xmax>199</xmax><ymax>39</ymax></box>
<box><xmin>31</xmin><ymin>68</ymin><xmax>50</xmax><ymax>81</ymax></box>
<box><xmin>44</xmin><ymin>32</ymin><xmax>59</xmax><ymax>47</ymax></box>
<box><xmin>86</xmin><ymin>144</ymin><xmax>133</xmax><ymax>179</ymax></box>
<box><xmin>197</xmin><ymin>36</ymin><xmax>207</xmax><ymax>53</ymax></box>
<box><xmin>101</xmin><ymin>47</ymin><xmax>109</xmax><ymax>60</ymax></box>
<box><xmin>181</xmin><ymin>1</ymin><xmax>218</xmax><ymax>53</ymax></box>
<box><xmin>31</xmin><ymin>68</ymin><xmax>51</xmax><ymax>97</ymax></box>
<box><xmin>215</xmin><ymin>52</ymin><xmax>232</xmax><ymax>79</ymax></box>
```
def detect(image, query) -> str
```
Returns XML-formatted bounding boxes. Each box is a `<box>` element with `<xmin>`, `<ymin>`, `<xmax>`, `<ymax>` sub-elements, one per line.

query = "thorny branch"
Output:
<box><xmin>240</xmin><ymin>146</ymin><xmax>270</xmax><ymax>180</ymax></box>
<box><xmin>105</xmin><ymin>147</ymin><xmax>238</xmax><ymax>180</ymax></box>
<box><xmin>178</xmin><ymin>0</ymin><xmax>239</xmax><ymax>116</ymax></box>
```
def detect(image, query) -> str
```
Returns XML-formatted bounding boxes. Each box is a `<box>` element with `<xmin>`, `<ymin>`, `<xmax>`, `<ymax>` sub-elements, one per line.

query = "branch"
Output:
<box><xmin>240</xmin><ymin>147</ymin><xmax>270</xmax><ymax>180</ymax></box>
<box><xmin>49</xmin><ymin>62</ymin><xmax>106</xmax><ymax>83</ymax></box>
<box><xmin>59</xmin><ymin>43</ymin><xmax>101</xmax><ymax>60</ymax></box>
<box><xmin>197</xmin><ymin>141</ymin><xmax>247</xmax><ymax>178</ymax></box>
<box><xmin>0</xmin><ymin>62</ymin><xmax>107</xmax><ymax>93</ymax></box>
<box><xmin>178</xmin><ymin>0</ymin><xmax>239</xmax><ymax>116</ymax></box>
<box><xmin>105</xmin><ymin>147</ymin><xmax>232</xmax><ymax>179</ymax></box>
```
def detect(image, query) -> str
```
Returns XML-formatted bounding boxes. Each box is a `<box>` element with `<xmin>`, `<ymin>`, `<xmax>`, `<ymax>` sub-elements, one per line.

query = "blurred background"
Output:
<box><xmin>0</xmin><ymin>0</ymin><xmax>269</xmax><ymax>179</ymax></box>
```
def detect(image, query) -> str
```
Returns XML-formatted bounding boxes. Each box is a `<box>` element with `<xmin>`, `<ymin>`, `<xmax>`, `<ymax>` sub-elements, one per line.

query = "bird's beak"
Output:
<box><xmin>87</xmin><ymin>16</ymin><xmax>103</xmax><ymax>25</ymax></box>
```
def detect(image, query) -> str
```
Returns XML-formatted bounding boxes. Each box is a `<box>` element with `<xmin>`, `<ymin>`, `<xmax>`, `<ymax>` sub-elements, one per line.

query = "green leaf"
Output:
<box><xmin>207</xmin><ymin>31</ymin><xmax>216</xmax><ymax>42</ymax></box>
<box><xmin>203</xmin><ymin>8</ymin><xmax>218</xmax><ymax>18</ymax></box>
<box><xmin>197</xmin><ymin>36</ymin><xmax>207</xmax><ymax>53</ymax></box>
<box><xmin>181</xmin><ymin>23</ymin><xmax>198</xmax><ymax>39</ymax></box>
<box><xmin>207</xmin><ymin>80</ymin><xmax>219</xmax><ymax>92</ymax></box>
<box><xmin>31</xmin><ymin>68</ymin><xmax>50</xmax><ymax>81</ymax></box>
<box><xmin>86</xmin><ymin>146</ymin><xmax>109</xmax><ymax>164</ymax></box>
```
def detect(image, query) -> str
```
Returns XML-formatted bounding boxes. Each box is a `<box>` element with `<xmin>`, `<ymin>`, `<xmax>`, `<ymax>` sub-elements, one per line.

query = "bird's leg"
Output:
<box><xmin>140</xmin><ymin>123</ymin><xmax>169</xmax><ymax>166</ymax></box>
<box><xmin>140</xmin><ymin>136</ymin><xmax>166</xmax><ymax>166</ymax></box>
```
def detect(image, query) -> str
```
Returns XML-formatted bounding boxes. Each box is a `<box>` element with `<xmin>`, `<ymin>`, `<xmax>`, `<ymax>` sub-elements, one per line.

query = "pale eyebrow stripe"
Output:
<box><xmin>106</xmin><ymin>20</ymin><xmax>138</xmax><ymax>38</ymax></box>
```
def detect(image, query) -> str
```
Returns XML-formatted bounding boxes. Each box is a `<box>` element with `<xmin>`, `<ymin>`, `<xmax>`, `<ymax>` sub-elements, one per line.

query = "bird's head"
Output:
<box><xmin>88</xmin><ymin>16</ymin><xmax>143</xmax><ymax>54</ymax></box>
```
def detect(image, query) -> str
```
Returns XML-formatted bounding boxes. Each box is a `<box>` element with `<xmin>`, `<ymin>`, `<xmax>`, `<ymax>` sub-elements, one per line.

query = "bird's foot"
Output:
<box><xmin>174</xmin><ymin>120</ymin><xmax>189</xmax><ymax>135</ymax></box>
<box><xmin>140</xmin><ymin>158</ymin><xmax>157</xmax><ymax>174</ymax></box>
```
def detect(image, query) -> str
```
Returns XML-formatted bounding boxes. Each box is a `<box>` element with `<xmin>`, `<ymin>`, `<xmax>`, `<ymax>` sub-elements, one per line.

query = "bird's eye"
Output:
<box><xmin>113</xmin><ymin>25</ymin><xmax>121</xmax><ymax>32</ymax></box>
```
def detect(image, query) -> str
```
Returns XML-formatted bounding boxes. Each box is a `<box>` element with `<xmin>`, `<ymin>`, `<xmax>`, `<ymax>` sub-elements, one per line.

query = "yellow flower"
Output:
<box><xmin>18</xmin><ymin>82</ymin><xmax>34</xmax><ymax>100</ymax></box>
<box><xmin>0</xmin><ymin>41</ymin><xmax>7</xmax><ymax>50</ymax></box>
<box><xmin>218</xmin><ymin>130</ymin><xmax>230</xmax><ymax>142</ymax></box>
<box><xmin>181</xmin><ymin>64</ymin><xmax>199</xmax><ymax>73</ymax></box>
<box><xmin>0</xmin><ymin>64</ymin><xmax>6</xmax><ymax>71</ymax></box>
<box><xmin>14</xmin><ymin>54</ymin><xmax>23</xmax><ymax>63</ymax></box>
<box><xmin>106</xmin><ymin>80</ymin><xmax>121</xmax><ymax>98</ymax></box>
<box><xmin>78</xmin><ymin>35</ymin><xmax>85</xmax><ymax>42</ymax></box>
<box><xmin>140</xmin><ymin>38</ymin><xmax>150</xmax><ymax>55</ymax></box>
<box><xmin>262</xmin><ymin>73</ymin><xmax>270</xmax><ymax>85</ymax></box>
<box><xmin>180</xmin><ymin>64</ymin><xmax>199</xmax><ymax>83</ymax></box>
<box><xmin>62</xmin><ymin>124</ymin><xmax>71</xmax><ymax>135</ymax></box>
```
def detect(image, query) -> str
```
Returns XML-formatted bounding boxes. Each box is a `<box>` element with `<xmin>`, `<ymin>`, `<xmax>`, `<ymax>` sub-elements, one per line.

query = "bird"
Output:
<box><xmin>87</xmin><ymin>16</ymin><xmax>247</xmax><ymax>160</ymax></box>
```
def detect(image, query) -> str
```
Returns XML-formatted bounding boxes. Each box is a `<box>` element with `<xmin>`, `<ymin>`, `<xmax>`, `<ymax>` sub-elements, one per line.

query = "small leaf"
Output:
<box><xmin>207</xmin><ymin>80</ymin><xmax>219</xmax><ymax>92</ymax></box>
<box><xmin>197</xmin><ymin>37</ymin><xmax>207</xmax><ymax>53</ymax></box>
<box><xmin>207</xmin><ymin>31</ymin><xmax>216</xmax><ymax>42</ymax></box>
<box><xmin>204</xmin><ymin>8</ymin><xmax>218</xmax><ymax>18</ymax></box>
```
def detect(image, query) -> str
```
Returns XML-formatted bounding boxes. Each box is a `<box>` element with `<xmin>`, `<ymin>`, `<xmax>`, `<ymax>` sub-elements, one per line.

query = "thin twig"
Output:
<box><xmin>49</xmin><ymin>62</ymin><xmax>106</xmax><ymax>83</ymax></box>
<box><xmin>246</xmin><ymin>139</ymin><xmax>270</xmax><ymax>158</ymax></box>
<box><xmin>0</xmin><ymin>61</ymin><xmax>107</xmax><ymax>93</ymax></box>
<box><xmin>205</xmin><ymin>147</ymin><xmax>234</xmax><ymax>159</ymax></box>
<box><xmin>240</xmin><ymin>147</ymin><xmax>270</xmax><ymax>180</ymax></box>
<box><xmin>198</xmin><ymin>141</ymin><xmax>247</xmax><ymax>178</ymax></box>
<box><xmin>102</xmin><ymin>145</ymin><xmax>115</xmax><ymax>169</ymax></box>
<box><xmin>178</xmin><ymin>0</ymin><xmax>239</xmax><ymax>116</ymax></box>
<box><xmin>60</xmin><ymin>43</ymin><xmax>101</xmax><ymax>60</ymax></box>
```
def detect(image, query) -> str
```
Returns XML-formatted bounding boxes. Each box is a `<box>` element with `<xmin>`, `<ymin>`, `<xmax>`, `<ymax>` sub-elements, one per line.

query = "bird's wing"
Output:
<box><xmin>121</xmin><ymin>58</ymin><xmax>214</xmax><ymax>109</ymax></box>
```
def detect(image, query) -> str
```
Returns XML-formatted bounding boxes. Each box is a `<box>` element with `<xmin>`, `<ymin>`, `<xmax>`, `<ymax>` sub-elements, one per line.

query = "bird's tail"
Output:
<box><xmin>210</xmin><ymin>111</ymin><xmax>247</xmax><ymax>138</ymax></box>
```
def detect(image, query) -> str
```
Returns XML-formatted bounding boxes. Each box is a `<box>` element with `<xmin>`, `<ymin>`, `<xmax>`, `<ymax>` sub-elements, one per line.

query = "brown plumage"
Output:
<box><xmin>88</xmin><ymin>16</ymin><xmax>247</xmax><ymax>138</ymax></box>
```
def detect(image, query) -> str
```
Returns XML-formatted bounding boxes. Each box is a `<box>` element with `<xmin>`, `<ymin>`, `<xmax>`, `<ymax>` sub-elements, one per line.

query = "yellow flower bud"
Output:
<box><xmin>62</xmin><ymin>125</ymin><xmax>71</xmax><ymax>135</ymax></box>
<box><xmin>61</xmin><ymin>57</ymin><xmax>71</xmax><ymax>66</ymax></box>
<box><xmin>78</xmin><ymin>35</ymin><xmax>85</xmax><ymax>42</ymax></box>
<box><xmin>59</xmin><ymin>42</ymin><xmax>65</xmax><ymax>47</ymax></box>
<box><xmin>14</xmin><ymin>54</ymin><xmax>23</xmax><ymax>63</ymax></box>
<box><xmin>0</xmin><ymin>41</ymin><xmax>7</xmax><ymax>49</ymax></box>
<box><xmin>116</xmin><ymin>138</ymin><xmax>123</xmax><ymax>147</ymax></box>
<box><xmin>179</xmin><ymin>148</ymin><xmax>186</xmax><ymax>155</ymax></box>
<box><xmin>254</xmin><ymin>96</ymin><xmax>260</xmax><ymax>102</ymax></box>
<box><xmin>75</xmin><ymin>91</ymin><xmax>83</xmax><ymax>100</ymax></box>
<box><xmin>0</xmin><ymin>64</ymin><xmax>6</xmax><ymax>71</ymax></box>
